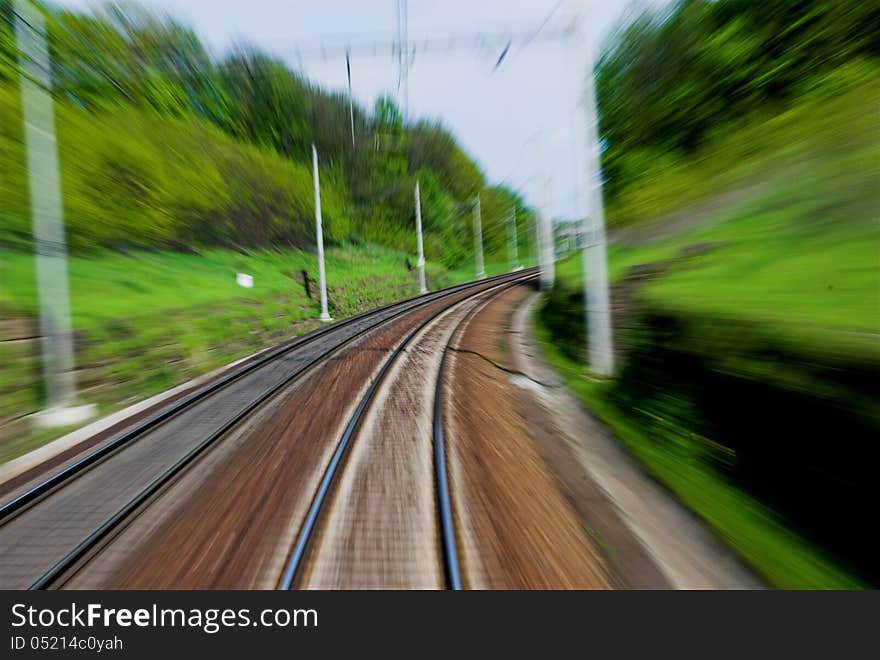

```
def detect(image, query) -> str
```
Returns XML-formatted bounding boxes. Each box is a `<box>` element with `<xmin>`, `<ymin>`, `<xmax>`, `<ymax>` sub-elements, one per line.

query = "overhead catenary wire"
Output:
<box><xmin>280</xmin><ymin>16</ymin><xmax>575</xmax><ymax>63</ymax></box>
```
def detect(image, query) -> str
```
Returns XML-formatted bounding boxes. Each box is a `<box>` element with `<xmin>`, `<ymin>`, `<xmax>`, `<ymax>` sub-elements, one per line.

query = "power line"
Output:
<box><xmin>284</xmin><ymin>20</ymin><xmax>575</xmax><ymax>63</ymax></box>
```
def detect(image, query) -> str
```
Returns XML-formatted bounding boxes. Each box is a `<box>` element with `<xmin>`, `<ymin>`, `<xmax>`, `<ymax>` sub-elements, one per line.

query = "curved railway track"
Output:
<box><xmin>279</xmin><ymin>272</ymin><xmax>536</xmax><ymax>590</ymax></box>
<box><xmin>0</xmin><ymin>269</ymin><xmax>535</xmax><ymax>589</ymax></box>
<box><xmin>431</xmin><ymin>292</ymin><xmax>501</xmax><ymax>590</ymax></box>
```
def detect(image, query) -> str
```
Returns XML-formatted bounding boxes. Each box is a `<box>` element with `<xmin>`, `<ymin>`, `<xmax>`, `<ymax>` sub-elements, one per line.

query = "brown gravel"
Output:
<box><xmin>446</xmin><ymin>284</ymin><xmax>613</xmax><ymax>589</ymax></box>
<box><xmin>71</xmin><ymin>303</ymin><xmax>449</xmax><ymax>588</ymax></box>
<box><xmin>66</xmin><ymin>281</ymin><xmax>516</xmax><ymax>589</ymax></box>
<box><xmin>301</xmin><ymin>298</ymin><xmax>486</xmax><ymax>589</ymax></box>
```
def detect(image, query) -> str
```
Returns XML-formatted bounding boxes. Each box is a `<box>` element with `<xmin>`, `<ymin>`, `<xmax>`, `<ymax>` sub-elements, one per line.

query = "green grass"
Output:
<box><xmin>0</xmin><ymin>242</ymin><xmax>510</xmax><ymax>328</ymax></box>
<box><xmin>536</xmin><ymin>68</ymin><xmax>879</xmax><ymax>589</ymax></box>
<box><xmin>557</xmin><ymin>240</ymin><xmax>685</xmax><ymax>286</ymax></box>
<box><xmin>595</xmin><ymin>66</ymin><xmax>880</xmax><ymax>362</ymax></box>
<box><xmin>0</xmin><ymin>241</ymin><xmax>510</xmax><ymax>464</ymax></box>
<box><xmin>533</xmin><ymin>321</ymin><xmax>864</xmax><ymax>589</ymax></box>
<box><xmin>554</xmin><ymin>70</ymin><xmax>879</xmax><ymax>362</ymax></box>
<box><xmin>1</xmin><ymin>243</ymin><xmax>406</xmax><ymax>328</ymax></box>
<box><xmin>645</xmin><ymin>215</ymin><xmax>879</xmax><ymax>360</ymax></box>
<box><xmin>605</xmin><ymin>60</ymin><xmax>880</xmax><ymax>229</ymax></box>
<box><xmin>557</xmin><ymin>193</ymin><xmax>879</xmax><ymax>362</ymax></box>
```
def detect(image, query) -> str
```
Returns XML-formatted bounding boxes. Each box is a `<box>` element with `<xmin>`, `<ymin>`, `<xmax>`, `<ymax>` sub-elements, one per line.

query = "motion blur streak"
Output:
<box><xmin>0</xmin><ymin>0</ymin><xmax>877</xmax><ymax>591</ymax></box>
<box><xmin>541</xmin><ymin>0</ymin><xmax>879</xmax><ymax>588</ymax></box>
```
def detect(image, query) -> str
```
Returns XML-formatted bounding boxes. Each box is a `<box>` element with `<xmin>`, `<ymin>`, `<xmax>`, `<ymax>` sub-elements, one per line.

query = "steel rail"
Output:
<box><xmin>28</xmin><ymin>269</ymin><xmax>535</xmax><ymax>589</ymax></box>
<box><xmin>0</xmin><ymin>269</ymin><xmax>531</xmax><ymax>525</ymax></box>
<box><xmin>430</xmin><ymin>275</ymin><xmax>538</xmax><ymax>589</ymax></box>
<box><xmin>278</xmin><ymin>271</ymin><xmax>536</xmax><ymax>589</ymax></box>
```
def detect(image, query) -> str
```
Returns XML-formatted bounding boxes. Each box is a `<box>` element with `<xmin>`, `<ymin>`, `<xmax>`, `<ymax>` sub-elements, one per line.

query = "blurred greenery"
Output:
<box><xmin>0</xmin><ymin>0</ymin><xmax>535</xmax><ymax>462</ymax></box>
<box><xmin>535</xmin><ymin>323</ymin><xmax>865</xmax><ymax>589</ymax></box>
<box><xmin>2</xmin><ymin>242</ymin><xmax>425</xmax><ymax>328</ymax></box>
<box><xmin>0</xmin><ymin>240</ymin><xmax>512</xmax><ymax>463</ymax></box>
<box><xmin>0</xmin><ymin>84</ymin><xmax>351</xmax><ymax>252</ymax></box>
<box><xmin>0</xmin><ymin>0</ymin><xmax>535</xmax><ymax>267</ymax></box>
<box><xmin>556</xmin><ymin>68</ymin><xmax>880</xmax><ymax>362</ymax></box>
<box><xmin>537</xmin><ymin>0</ymin><xmax>880</xmax><ymax>588</ymax></box>
<box><xmin>597</xmin><ymin>0</ymin><xmax>880</xmax><ymax>211</ymax></box>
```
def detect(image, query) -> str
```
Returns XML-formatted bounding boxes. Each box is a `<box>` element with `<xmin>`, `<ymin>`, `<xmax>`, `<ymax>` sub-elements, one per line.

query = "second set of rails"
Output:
<box><xmin>0</xmin><ymin>269</ymin><xmax>537</xmax><ymax>590</ymax></box>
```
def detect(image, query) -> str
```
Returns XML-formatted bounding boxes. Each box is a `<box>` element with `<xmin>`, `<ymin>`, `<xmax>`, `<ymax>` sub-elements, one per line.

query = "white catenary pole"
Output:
<box><xmin>472</xmin><ymin>193</ymin><xmax>485</xmax><ymax>279</ymax></box>
<box><xmin>572</xmin><ymin>6</ymin><xmax>614</xmax><ymax>376</ymax></box>
<box><xmin>16</xmin><ymin>0</ymin><xmax>95</xmax><ymax>427</ymax></box>
<box><xmin>508</xmin><ymin>206</ymin><xmax>522</xmax><ymax>271</ymax></box>
<box><xmin>533</xmin><ymin>212</ymin><xmax>540</xmax><ymax>268</ymax></box>
<box><xmin>534</xmin><ymin>131</ymin><xmax>555</xmax><ymax>289</ymax></box>
<box><xmin>539</xmin><ymin>176</ymin><xmax>555</xmax><ymax>290</ymax></box>
<box><xmin>539</xmin><ymin>209</ymin><xmax>555</xmax><ymax>289</ymax></box>
<box><xmin>414</xmin><ymin>181</ymin><xmax>427</xmax><ymax>294</ymax></box>
<box><xmin>311</xmin><ymin>144</ymin><xmax>332</xmax><ymax>322</ymax></box>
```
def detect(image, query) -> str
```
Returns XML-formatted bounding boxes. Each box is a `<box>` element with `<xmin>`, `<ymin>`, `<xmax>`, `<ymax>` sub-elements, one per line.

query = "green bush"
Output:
<box><xmin>538</xmin><ymin>282</ymin><xmax>586</xmax><ymax>363</ymax></box>
<box><xmin>0</xmin><ymin>85</ymin><xmax>350</xmax><ymax>253</ymax></box>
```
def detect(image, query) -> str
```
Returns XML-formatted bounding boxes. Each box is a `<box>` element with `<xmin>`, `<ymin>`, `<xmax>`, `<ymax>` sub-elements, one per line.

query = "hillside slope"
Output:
<box><xmin>539</xmin><ymin>69</ymin><xmax>879</xmax><ymax>588</ymax></box>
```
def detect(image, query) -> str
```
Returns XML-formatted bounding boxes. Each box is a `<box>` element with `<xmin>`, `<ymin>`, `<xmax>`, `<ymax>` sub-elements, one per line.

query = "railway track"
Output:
<box><xmin>280</xmin><ymin>272</ymin><xmax>536</xmax><ymax>589</ymax></box>
<box><xmin>0</xmin><ymin>269</ymin><xmax>535</xmax><ymax>589</ymax></box>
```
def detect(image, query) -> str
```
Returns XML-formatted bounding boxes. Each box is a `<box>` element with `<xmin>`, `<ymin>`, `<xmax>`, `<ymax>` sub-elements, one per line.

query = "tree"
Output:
<box><xmin>595</xmin><ymin>0</ymin><xmax>880</xmax><ymax>204</ymax></box>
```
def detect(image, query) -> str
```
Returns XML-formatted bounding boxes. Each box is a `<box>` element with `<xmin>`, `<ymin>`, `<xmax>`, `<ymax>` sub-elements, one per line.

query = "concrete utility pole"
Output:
<box><xmin>414</xmin><ymin>181</ymin><xmax>428</xmax><ymax>294</ymax></box>
<box><xmin>508</xmin><ymin>207</ymin><xmax>522</xmax><ymax>271</ymax></box>
<box><xmin>539</xmin><ymin>177</ymin><xmax>555</xmax><ymax>290</ymax></box>
<box><xmin>571</xmin><ymin>5</ymin><xmax>614</xmax><ymax>376</ymax></box>
<box><xmin>539</xmin><ymin>210</ymin><xmax>555</xmax><ymax>290</ymax></box>
<box><xmin>311</xmin><ymin>144</ymin><xmax>332</xmax><ymax>322</ymax></box>
<box><xmin>533</xmin><ymin>213</ymin><xmax>540</xmax><ymax>268</ymax></box>
<box><xmin>533</xmin><ymin>130</ymin><xmax>555</xmax><ymax>289</ymax></box>
<box><xmin>16</xmin><ymin>0</ymin><xmax>94</xmax><ymax>427</ymax></box>
<box><xmin>472</xmin><ymin>193</ymin><xmax>485</xmax><ymax>279</ymax></box>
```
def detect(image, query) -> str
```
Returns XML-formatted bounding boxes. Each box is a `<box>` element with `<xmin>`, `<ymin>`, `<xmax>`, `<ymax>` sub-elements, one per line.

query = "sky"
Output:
<box><xmin>56</xmin><ymin>0</ymin><xmax>655</xmax><ymax>220</ymax></box>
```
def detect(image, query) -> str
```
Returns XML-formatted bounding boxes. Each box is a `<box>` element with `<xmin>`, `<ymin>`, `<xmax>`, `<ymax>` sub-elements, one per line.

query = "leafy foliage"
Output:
<box><xmin>0</xmin><ymin>0</ymin><xmax>534</xmax><ymax>263</ymax></box>
<box><xmin>597</xmin><ymin>0</ymin><xmax>880</xmax><ymax>207</ymax></box>
<box><xmin>0</xmin><ymin>84</ymin><xmax>350</xmax><ymax>251</ymax></box>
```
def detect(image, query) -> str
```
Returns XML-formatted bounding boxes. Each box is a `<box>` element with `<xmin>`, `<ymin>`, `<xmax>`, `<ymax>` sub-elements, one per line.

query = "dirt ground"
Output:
<box><xmin>446</xmin><ymin>284</ymin><xmax>613</xmax><ymax>589</ymax></box>
<box><xmin>51</xmin><ymin>274</ymin><xmax>758</xmax><ymax>590</ymax></box>
<box><xmin>301</xmin><ymin>297</ymin><xmax>488</xmax><ymax>589</ymax></box>
<box><xmin>508</xmin><ymin>291</ymin><xmax>763</xmax><ymax>589</ymax></box>
<box><xmin>66</xmin><ymin>295</ymin><xmax>462</xmax><ymax>589</ymax></box>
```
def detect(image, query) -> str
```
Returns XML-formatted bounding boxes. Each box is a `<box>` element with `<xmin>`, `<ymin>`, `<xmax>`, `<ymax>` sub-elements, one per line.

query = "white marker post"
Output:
<box><xmin>508</xmin><ymin>207</ymin><xmax>522</xmax><ymax>271</ymax></box>
<box><xmin>414</xmin><ymin>181</ymin><xmax>428</xmax><ymax>294</ymax></box>
<box><xmin>473</xmin><ymin>193</ymin><xmax>485</xmax><ymax>279</ymax></box>
<box><xmin>311</xmin><ymin>144</ymin><xmax>332</xmax><ymax>322</ymax></box>
<box><xmin>16</xmin><ymin>0</ymin><xmax>94</xmax><ymax>428</ymax></box>
<box><xmin>572</xmin><ymin>6</ymin><xmax>614</xmax><ymax>376</ymax></box>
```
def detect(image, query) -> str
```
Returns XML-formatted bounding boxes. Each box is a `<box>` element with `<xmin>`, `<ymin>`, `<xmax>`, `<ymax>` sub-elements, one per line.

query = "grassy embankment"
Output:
<box><xmin>536</xmin><ymin>68</ymin><xmax>879</xmax><ymax>588</ymax></box>
<box><xmin>0</xmin><ymin>242</ymin><xmax>508</xmax><ymax>465</ymax></box>
<box><xmin>0</xmin><ymin>76</ymin><xmax>514</xmax><ymax>464</ymax></box>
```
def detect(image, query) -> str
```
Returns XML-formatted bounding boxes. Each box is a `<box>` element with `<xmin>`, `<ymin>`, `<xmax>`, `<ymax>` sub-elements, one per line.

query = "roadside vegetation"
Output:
<box><xmin>538</xmin><ymin>0</ymin><xmax>879</xmax><ymax>588</ymax></box>
<box><xmin>0</xmin><ymin>241</ymin><xmax>514</xmax><ymax>464</ymax></box>
<box><xmin>1</xmin><ymin>0</ymin><xmax>876</xmax><ymax>589</ymax></box>
<box><xmin>0</xmin><ymin>1</ymin><xmax>536</xmax><ymax>264</ymax></box>
<box><xmin>0</xmin><ymin>1</ymin><xmax>531</xmax><ymax>459</ymax></box>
